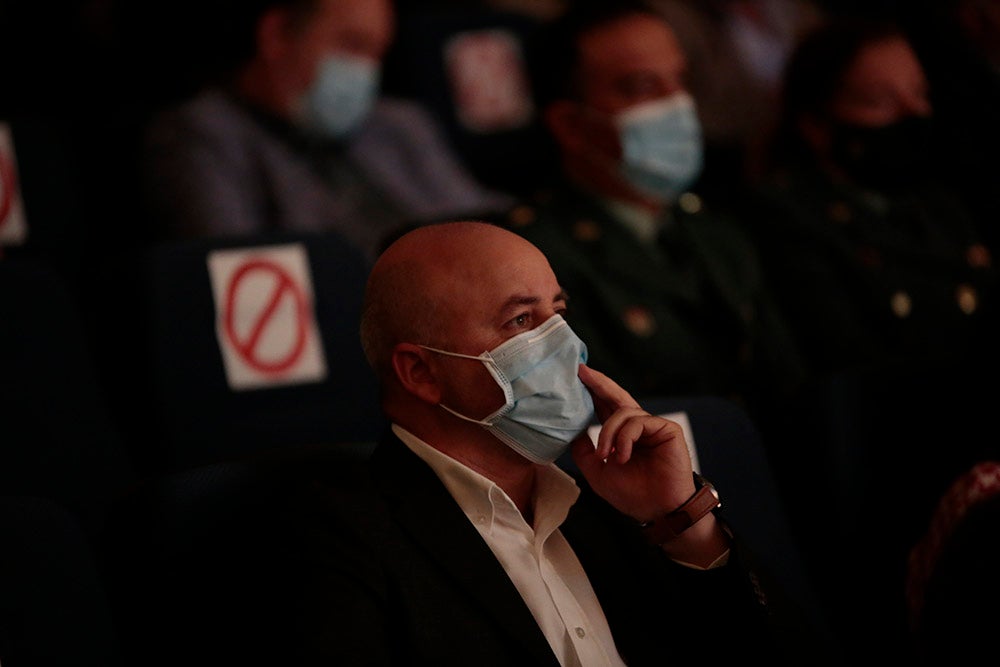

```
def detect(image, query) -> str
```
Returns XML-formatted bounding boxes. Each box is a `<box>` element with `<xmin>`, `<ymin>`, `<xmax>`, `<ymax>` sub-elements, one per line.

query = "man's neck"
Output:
<box><xmin>444</xmin><ymin>441</ymin><xmax>540</xmax><ymax>521</ymax></box>
<box><xmin>395</xmin><ymin>417</ymin><xmax>542</xmax><ymax>520</ymax></box>
<box><xmin>562</xmin><ymin>157</ymin><xmax>667</xmax><ymax>217</ymax></box>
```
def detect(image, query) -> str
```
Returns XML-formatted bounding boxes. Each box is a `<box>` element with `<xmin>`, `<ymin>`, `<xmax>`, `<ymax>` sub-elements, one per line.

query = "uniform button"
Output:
<box><xmin>966</xmin><ymin>243</ymin><xmax>992</xmax><ymax>269</ymax></box>
<box><xmin>622</xmin><ymin>306</ymin><xmax>656</xmax><ymax>337</ymax></box>
<box><xmin>573</xmin><ymin>219</ymin><xmax>602</xmax><ymax>242</ymax></box>
<box><xmin>678</xmin><ymin>192</ymin><xmax>702</xmax><ymax>214</ymax></box>
<box><xmin>575</xmin><ymin>627</ymin><xmax>586</xmax><ymax>638</ymax></box>
<box><xmin>890</xmin><ymin>291</ymin><xmax>912</xmax><ymax>318</ymax></box>
<box><xmin>508</xmin><ymin>205</ymin><xmax>536</xmax><ymax>227</ymax></box>
<box><xmin>956</xmin><ymin>284</ymin><xmax>978</xmax><ymax>315</ymax></box>
<box><xmin>828</xmin><ymin>201</ymin><xmax>852</xmax><ymax>224</ymax></box>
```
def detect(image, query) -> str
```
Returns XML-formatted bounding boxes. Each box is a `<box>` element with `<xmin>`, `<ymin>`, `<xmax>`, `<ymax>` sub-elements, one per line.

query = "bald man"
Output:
<box><xmin>269</xmin><ymin>221</ymin><xmax>822</xmax><ymax>666</ymax></box>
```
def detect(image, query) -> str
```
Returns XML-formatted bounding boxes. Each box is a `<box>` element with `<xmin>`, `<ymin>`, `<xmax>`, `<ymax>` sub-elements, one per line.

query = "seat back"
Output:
<box><xmin>382</xmin><ymin>6</ymin><xmax>556</xmax><ymax>197</ymax></box>
<box><xmin>0</xmin><ymin>257</ymin><xmax>135</xmax><ymax>537</ymax></box>
<box><xmin>0</xmin><ymin>495</ymin><xmax>123</xmax><ymax>667</ymax></box>
<box><xmin>138</xmin><ymin>231</ymin><xmax>385</xmax><ymax>475</ymax></box>
<box><xmin>906</xmin><ymin>460</ymin><xmax>1000</xmax><ymax>663</ymax></box>
<box><xmin>100</xmin><ymin>440</ymin><xmax>375</xmax><ymax>667</ymax></box>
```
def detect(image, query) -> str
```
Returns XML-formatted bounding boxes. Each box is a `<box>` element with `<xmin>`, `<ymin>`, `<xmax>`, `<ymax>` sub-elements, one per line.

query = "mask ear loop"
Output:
<box><xmin>418</xmin><ymin>345</ymin><xmax>515</xmax><ymax>423</ymax></box>
<box><xmin>438</xmin><ymin>404</ymin><xmax>496</xmax><ymax>426</ymax></box>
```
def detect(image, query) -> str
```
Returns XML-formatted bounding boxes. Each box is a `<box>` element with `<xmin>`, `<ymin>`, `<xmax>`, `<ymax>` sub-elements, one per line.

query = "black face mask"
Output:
<box><xmin>828</xmin><ymin>115</ymin><xmax>935</xmax><ymax>192</ymax></box>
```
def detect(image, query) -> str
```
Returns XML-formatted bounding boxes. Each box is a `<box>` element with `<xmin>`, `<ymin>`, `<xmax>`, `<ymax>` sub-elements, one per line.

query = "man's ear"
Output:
<box><xmin>256</xmin><ymin>6</ymin><xmax>293</xmax><ymax>64</ymax></box>
<box><xmin>544</xmin><ymin>100</ymin><xmax>588</xmax><ymax>154</ymax></box>
<box><xmin>391</xmin><ymin>343</ymin><xmax>442</xmax><ymax>405</ymax></box>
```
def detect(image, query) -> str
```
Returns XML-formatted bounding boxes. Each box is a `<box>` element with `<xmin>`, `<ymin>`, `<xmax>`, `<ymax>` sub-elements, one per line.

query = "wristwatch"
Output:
<box><xmin>639</xmin><ymin>473</ymin><xmax>721</xmax><ymax>545</ymax></box>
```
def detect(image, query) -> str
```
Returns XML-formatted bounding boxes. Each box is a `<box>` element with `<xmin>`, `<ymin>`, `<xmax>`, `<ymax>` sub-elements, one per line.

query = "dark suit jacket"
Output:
<box><xmin>257</xmin><ymin>432</ymin><xmax>826</xmax><ymax>666</ymax></box>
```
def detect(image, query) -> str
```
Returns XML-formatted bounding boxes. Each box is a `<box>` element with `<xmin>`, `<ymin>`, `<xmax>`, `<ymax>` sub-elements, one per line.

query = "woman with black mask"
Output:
<box><xmin>743</xmin><ymin>17</ymin><xmax>1000</xmax><ymax>663</ymax></box>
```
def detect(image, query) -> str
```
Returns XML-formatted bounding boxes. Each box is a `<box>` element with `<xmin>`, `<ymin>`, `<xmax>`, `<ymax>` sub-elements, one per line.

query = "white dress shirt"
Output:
<box><xmin>394</xmin><ymin>424</ymin><xmax>628</xmax><ymax>667</ymax></box>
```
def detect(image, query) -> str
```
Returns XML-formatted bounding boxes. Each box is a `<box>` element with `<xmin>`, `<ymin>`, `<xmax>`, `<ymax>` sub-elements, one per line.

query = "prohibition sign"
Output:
<box><xmin>223</xmin><ymin>258</ymin><xmax>309</xmax><ymax>375</ymax></box>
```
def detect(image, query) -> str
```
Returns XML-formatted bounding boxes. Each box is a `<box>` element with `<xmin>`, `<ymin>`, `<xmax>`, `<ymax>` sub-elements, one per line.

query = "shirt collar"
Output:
<box><xmin>602</xmin><ymin>197</ymin><xmax>667</xmax><ymax>244</ymax></box>
<box><xmin>392</xmin><ymin>423</ymin><xmax>580</xmax><ymax>539</ymax></box>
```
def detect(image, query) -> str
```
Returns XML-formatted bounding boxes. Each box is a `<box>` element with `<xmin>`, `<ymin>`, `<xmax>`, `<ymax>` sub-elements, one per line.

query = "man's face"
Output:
<box><xmin>428</xmin><ymin>234</ymin><xmax>569</xmax><ymax>421</ymax></box>
<box><xmin>575</xmin><ymin>13</ymin><xmax>689</xmax><ymax>118</ymax></box>
<box><xmin>829</xmin><ymin>36</ymin><xmax>932</xmax><ymax>127</ymax></box>
<box><xmin>547</xmin><ymin>12</ymin><xmax>691</xmax><ymax>196</ymax></box>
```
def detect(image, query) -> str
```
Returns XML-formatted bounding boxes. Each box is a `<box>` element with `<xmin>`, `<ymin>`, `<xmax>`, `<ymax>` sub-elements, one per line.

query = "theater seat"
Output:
<box><xmin>0</xmin><ymin>257</ymin><xmax>135</xmax><ymax>538</ymax></box>
<box><xmin>100</xmin><ymin>440</ymin><xmax>375</xmax><ymax>667</ymax></box>
<box><xmin>0</xmin><ymin>495</ymin><xmax>123</xmax><ymax>667</ymax></box>
<box><xmin>906</xmin><ymin>460</ymin><xmax>1000</xmax><ymax>664</ymax></box>
<box><xmin>137</xmin><ymin>230</ymin><xmax>385</xmax><ymax>476</ymax></box>
<box><xmin>382</xmin><ymin>5</ymin><xmax>556</xmax><ymax>197</ymax></box>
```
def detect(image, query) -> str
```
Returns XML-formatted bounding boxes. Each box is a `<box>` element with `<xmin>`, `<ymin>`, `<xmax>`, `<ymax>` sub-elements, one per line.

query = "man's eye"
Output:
<box><xmin>514</xmin><ymin>313</ymin><xmax>530</xmax><ymax>327</ymax></box>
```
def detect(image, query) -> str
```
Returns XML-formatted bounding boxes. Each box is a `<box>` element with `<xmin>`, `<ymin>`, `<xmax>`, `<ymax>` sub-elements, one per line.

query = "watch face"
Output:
<box><xmin>694</xmin><ymin>473</ymin><xmax>721</xmax><ymax>507</ymax></box>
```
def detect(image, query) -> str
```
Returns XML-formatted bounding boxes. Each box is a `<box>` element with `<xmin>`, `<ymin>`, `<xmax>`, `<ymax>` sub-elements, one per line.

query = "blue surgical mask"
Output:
<box><xmin>615</xmin><ymin>92</ymin><xmax>704</xmax><ymax>201</ymax></box>
<box><xmin>297</xmin><ymin>53</ymin><xmax>380</xmax><ymax>138</ymax></box>
<box><xmin>420</xmin><ymin>315</ymin><xmax>595</xmax><ymax>464</ymax></box>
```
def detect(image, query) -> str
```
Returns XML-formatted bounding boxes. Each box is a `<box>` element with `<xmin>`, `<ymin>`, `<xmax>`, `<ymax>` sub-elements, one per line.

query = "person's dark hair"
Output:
<box><xmin>205</xmin><ymin>0</ymin><xmax>322</xmax><ymax>83</ymax></box>
<box><xmin>524</xmin><ymin>0</ymin><xmax>664</xmax><ymax>110</ymax></box>
<box><xmin>771</xmin><ymin>17</ymin><xmax>909</xmax><ymax>163</ymax></box>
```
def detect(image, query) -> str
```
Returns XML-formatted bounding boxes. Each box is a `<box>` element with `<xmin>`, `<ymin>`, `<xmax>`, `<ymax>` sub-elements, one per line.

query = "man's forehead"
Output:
<box><xmin>579</xmin><ymin>15</ymin><xmax>681</xmax><ymax>67</ymax></box>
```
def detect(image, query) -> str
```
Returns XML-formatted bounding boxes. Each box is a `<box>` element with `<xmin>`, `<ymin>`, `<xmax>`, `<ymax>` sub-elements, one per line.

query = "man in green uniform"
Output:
<box><xmin>508</xmin><ymin>1</ymin><xmax>805</xmax><ymax>421</ymax></box>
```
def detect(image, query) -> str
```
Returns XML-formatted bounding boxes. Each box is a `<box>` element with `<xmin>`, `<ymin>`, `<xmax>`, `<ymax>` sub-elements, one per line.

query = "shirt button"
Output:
<box><xmin>575</xmin><ymin>627</ymin><xmax>586</xmax><ymax>638</ymax></box>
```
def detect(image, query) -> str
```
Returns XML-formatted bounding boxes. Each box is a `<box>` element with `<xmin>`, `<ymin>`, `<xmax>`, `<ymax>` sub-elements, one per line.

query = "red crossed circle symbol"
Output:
<box><xmin>223</xmin><ymin>258</ymin><xmax>310</xmax><ymax>375</ymax></box>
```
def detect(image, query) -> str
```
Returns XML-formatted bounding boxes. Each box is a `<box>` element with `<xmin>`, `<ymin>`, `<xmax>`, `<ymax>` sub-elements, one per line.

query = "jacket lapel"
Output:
<box><xmin>371</xmin><ymin>435</ymin><xmax>561</xmax><ymax>665</ymax></box>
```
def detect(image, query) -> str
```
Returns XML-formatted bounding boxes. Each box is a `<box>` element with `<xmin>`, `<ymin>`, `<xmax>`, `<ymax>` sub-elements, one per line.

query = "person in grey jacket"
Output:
<box><xmin>142</xmin><ymin>0</ymin><xmax>514</xmax><ymax>262</ymax></box>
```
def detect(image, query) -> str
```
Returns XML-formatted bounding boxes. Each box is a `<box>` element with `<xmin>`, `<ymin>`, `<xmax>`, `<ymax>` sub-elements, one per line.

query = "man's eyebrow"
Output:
<box><xmin>500</xmin><ymin>295</ymin><xmax>541</xmax><ymax>314</ymax></box>
<box><xmin>498</xmin><ymin>291</ymin><xmax>568</xmax><ymax>316</ymax></box>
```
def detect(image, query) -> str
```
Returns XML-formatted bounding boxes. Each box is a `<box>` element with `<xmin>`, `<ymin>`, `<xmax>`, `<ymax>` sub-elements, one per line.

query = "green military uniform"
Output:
<box><xmin>741</xmin><ymin>164</ymin><xmax>1000</xmax><ymax>651</ymax></box>
<box><xmin>505</xmin><ymin>181</ymin><xmax>807</xmax><ymax>416</ymax></box>
<box><xmin>745</xmin><ymin>163</ymin><xmax>999</xmax><ymax>380</ymax></box>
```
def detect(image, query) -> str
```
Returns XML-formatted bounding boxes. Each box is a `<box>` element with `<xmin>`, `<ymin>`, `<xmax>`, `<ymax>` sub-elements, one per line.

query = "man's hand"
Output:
<box><xmin>572</xmin><ymin>365</ymin><xmax>730</xmax><ymax>566</ymax></box>
<box><xmin>571</xmin><ymin>364</ymin><xmax>696</xmax><ymax>523</ymax></box>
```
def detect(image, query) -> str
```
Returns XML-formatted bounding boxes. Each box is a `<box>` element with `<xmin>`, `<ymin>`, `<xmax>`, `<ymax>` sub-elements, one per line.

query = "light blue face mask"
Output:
<box><xmin>298</xmin><ymin>53</ymin><xmax>380</xmax><ymax>139</ymax></box>
<box><xmin>420</xmin><ymin>315</ymin><xmax>595</xmax><ymax>464</ymax></box>
<box><xmin>615</xmin><ymin>92</ymin><xmax>704</xmax><ymax>202</ymax></box>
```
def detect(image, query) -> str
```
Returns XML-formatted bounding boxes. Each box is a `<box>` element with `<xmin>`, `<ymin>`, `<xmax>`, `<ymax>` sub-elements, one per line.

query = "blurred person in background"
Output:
<box><xmin>747</xmin><ymin>17</ymin><xmax>998</xmax><ymax>387</ymax></box>
<box><xmin>141</xmin><ymin>0</ymin><xmax>514</xmax><ymax>262</ymax></box>
<box><xmin>507</xmin><ymin>0</ymin><xmax>807</xmax><ymax>426</ymax></box>
<box><xmin>745</xmin><ymin>17</ymin><xmax>1000</xmax><ymax>660</ymax></box>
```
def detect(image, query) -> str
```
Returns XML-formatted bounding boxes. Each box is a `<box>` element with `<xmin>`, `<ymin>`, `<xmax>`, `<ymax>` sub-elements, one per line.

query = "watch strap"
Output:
<box><xmin>640</xmin><ymin>475</ymin><xmax>721</xmax><ymax>545</ymax></box>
